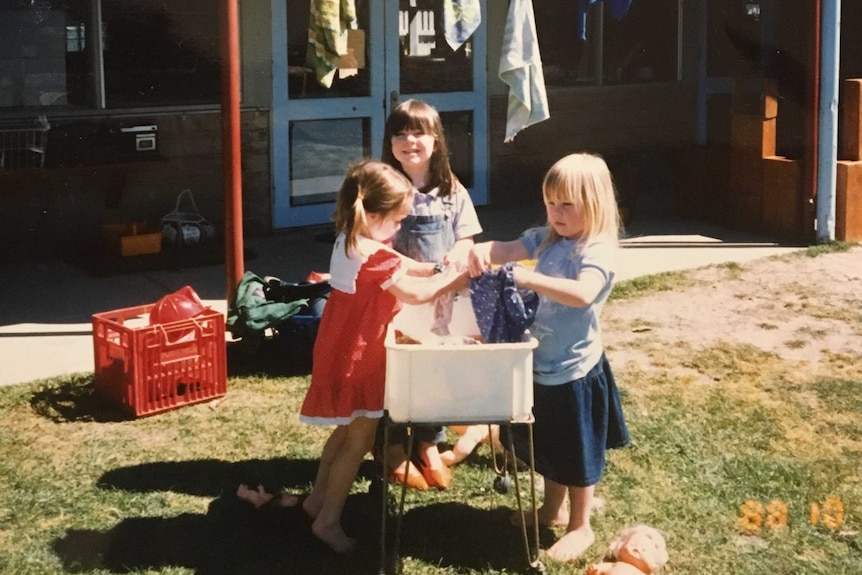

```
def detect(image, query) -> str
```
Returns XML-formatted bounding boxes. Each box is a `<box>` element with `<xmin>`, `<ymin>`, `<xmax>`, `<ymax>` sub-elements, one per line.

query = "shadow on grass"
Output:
<box><xmin>29</xmin><ymin>374</ymin><xmax>130</xmax><ymax>423</ymax></box>
<box><xmin>400</xmin><ymin>503</ymin><xmax>555</xmax><ymax>572</ymax></box>
<box><xmin>53</xmin><ymin>458</ymin><xmax>549</xmax><ymax>575</ymax></box>
<box><xmin>53</xmin><ymin>491</ymin><xmax>384</xmax><ymax>575</ymax></box>
<box><xmin>96</xmin><ymin>458</ymin><xmax>386</xmax><ymax>498</ymax></box>
<box><xmin>226</xmin><ymin>337</ymin><xmax>314</xmax><ymax>378</ymax></box>
<box><xmin>52</xmin><ymin>495</ymin><xmax>548</xmax><ymax>575</ymax></box>
<box><xmin>24</xmin><ymin>346</ymin><xmax>310</xmax><ymax>424</ymax></box>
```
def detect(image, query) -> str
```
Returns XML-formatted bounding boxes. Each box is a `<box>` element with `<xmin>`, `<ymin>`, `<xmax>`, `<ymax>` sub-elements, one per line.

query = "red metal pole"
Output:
<box><xmin>221</xmin><ymin>0</ymin><xmax>244</xmax><ymax>306</ymax></box>
<box><xmin>804</xmin><ymin>0</ymin><xmax>821</xmax><ymax>243</ymax></box>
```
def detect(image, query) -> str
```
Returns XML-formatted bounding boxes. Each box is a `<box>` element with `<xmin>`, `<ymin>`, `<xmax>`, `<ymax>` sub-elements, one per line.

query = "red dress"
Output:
<box><xmin>299</xmin><ymin>235</ymin><xmax>404</xmax><ymax>425</ymax></box>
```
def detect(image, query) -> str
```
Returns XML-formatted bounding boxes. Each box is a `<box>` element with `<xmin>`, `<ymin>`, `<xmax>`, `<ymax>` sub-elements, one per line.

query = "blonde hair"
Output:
<box><xmin>333</xmin><ymin>160</ymin><xmax>414</xmax><ymax>256</ymax></box>
<box><xmin>605</xmin><ymin>524</ymin><xmax>669</xmax><ymax>573</ymax></box>
<box><xmin>538</xmin><ymin>153</ymin><xmax>621</xmax><ymax>254</ymax></box>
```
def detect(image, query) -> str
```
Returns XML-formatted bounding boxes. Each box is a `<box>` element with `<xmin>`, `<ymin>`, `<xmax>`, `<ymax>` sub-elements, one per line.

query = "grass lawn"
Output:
<box><xmin>1</xmin><ymin>248</ymin><xmax>860</xmax><ymax>575</ymax></box>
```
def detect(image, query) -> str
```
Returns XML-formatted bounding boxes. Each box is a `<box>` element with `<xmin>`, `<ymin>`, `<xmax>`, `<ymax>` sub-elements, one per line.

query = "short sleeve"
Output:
<box><xmin>580</xmin><ymin>239</ymin><xmax>618</xmax><ymax>284</ymax></box>
<box><xmin>519</xmin><ymin>226</ymin><xmax>548</xmax><ymax>258</ymax></box>
<box><xmin>451</xmin><ymin>182</ymin><xmax>483</xmax><ymax>240</ymax></box>
<box><xmin>359</xmin><ymin>248</ymin><xmax>406</xmax><ymax>291</ymax></box>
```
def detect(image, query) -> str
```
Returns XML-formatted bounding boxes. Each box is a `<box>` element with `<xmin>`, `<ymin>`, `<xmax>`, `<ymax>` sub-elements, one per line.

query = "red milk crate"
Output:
<box><xmin>92</xmin><ymin>304</ymin><xmax>227</xmax><ymax>417</ymax></box>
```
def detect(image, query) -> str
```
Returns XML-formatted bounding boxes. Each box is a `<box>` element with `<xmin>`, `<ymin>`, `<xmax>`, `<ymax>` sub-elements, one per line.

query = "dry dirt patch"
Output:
<box><xmin>604</xmin><ymin>246</ymin><xmax>862</xmax><ymax>371</ymax></box>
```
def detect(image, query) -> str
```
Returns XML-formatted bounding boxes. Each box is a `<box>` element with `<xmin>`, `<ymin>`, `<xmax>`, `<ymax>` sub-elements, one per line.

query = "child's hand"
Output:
<box><xmin>447</xmin><ymin>267</ymin><xmax>470</xmax><ymax>292</ymax></box>
<box><xmin>511</xmin><ymin>263</ymin><xmax>532</xmax><ymax>289</ymax></box>
<box><xmin>585</xmin><ymin>562</ymin><xmax>614</xmax><ymax>575</ymax></box>
<box><xmin>468</xmin><ymin>242</ymin><xmax>493</xmax><ymax>277</ymax></box>
<box><xmin>443</xmin><ymin>253</ymin><xmax>469</xmax><ymax>274</ymax></box>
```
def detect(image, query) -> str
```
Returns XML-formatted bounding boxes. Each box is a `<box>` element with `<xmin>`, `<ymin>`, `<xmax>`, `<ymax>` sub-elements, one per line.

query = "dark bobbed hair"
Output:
<box><xmin>381</xmin><ymin>98</ymin><xmax>458</xmax><ymax>197</ymax></box>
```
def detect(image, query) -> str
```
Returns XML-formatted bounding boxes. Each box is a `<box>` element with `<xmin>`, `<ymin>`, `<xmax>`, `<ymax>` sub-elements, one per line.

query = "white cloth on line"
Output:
<box><xmin>442</xmin><ymin>0</ymin><xmax>481</xmax><ymax>52</ymax></box>
<box><xmin>498</xmin><ymin>0</ymin><xmax>549</xmax><ymax>143</ymax></box>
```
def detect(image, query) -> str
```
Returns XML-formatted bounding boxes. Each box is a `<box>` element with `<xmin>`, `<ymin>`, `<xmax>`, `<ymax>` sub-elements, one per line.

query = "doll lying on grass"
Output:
<box><xmin>236</xmin><ymin>484</ymin><xmax>300</xmax><ymax>509</ymax></box>
<box><xmin>586</xmin><ymin>524</ymin><xmax>669</xmax><ymax>575</ymax></box>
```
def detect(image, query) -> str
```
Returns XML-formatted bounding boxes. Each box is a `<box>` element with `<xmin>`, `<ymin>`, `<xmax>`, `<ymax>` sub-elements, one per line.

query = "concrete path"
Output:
<box><xmin>0</xmin><ymin>205</ymin><xmax>803</xmax><ymax>387</ymax></box>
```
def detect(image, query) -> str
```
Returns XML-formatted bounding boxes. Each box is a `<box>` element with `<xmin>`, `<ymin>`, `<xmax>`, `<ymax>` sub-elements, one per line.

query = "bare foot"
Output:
<box><xmin>511</xmin><ymin>505</ymin><xmax>569</xmax><ymax>528</ymax></box>
<box><xmin>302</xmin><ymin>494</ymin><xmax>323</xmax><ymax>519</ymax></box>
<box><xmin>545</xmin><ymin>525</ymin><xmax>595</xmax><ymax>562</ymax></box>
<box><xmin>311</xmin><ymin>519</ymin><xmax>356</xmax><ymax>554</ymax></box>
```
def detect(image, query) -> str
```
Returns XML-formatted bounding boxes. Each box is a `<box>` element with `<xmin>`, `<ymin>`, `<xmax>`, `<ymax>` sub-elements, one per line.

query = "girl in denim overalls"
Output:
<box><xmin>379</xmin><ymin>99</ymin><xmax>483</xmax><ymax>490</ymax></box>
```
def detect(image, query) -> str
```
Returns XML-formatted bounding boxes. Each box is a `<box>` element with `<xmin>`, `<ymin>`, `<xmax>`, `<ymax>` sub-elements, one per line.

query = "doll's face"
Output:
<box><xmin>617</xmin><ymin>529</ymin><xmax>668</xmax><ymax>573</ymax></box>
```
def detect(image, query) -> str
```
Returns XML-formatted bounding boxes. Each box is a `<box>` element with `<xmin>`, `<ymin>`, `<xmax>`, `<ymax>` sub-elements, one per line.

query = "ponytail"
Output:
<box><xmin>333</xmin><ymin>160</ymin><xmax>414</xmax><ymax>255</ymax></box>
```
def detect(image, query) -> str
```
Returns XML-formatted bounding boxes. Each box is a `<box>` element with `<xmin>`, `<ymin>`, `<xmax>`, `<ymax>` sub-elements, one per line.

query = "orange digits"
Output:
<box><xmin>743</xmin><ymin>498</ymin><xmax>845</xmax><ymax>533</ymax></box>
<box><xmin>738</xmin><ymin>499</ymin><xmax>764</xmax><ymax>533</ymax></box>
<box><xmin>820</xmin><ymin>497</ymin><xmax>845</xmax><ymax>531</ymax></box>
<box><xmin>765</xmin><ymin>499</ymin><xmax>788</xmax><ymax>531</ymax></box>
<box><xmin>810</xmin><ymin>498</ymin><xmax>844</xmax><ymax>531</ymax></box>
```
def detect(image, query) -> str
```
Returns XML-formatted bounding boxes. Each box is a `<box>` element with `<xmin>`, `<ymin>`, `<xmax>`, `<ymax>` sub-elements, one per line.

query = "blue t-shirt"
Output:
<box><xmin>520</xmin><ymin>227</ymin><xmax>617</xmax><ymax>385</ymax></box>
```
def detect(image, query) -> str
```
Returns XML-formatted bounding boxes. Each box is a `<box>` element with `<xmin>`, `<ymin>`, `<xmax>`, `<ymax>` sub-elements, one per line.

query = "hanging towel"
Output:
<box><xmin>576</xmin><ymin>0</ymin><xmax>633</xmax><ymax>41</ymax></box>
<box><xmin>442</xmin><ymin>0</ymin><xmax>481</xmax><ymax>52</ymax></box>
<box><xmin>306</xmin><ymin>0</ymin><xmax>358</xmax><ymax>88</ymax></box>
<box><xmin>499</xmin><ymin>0</ymin><xmax>550</xmax><ymax>143</ymax></box>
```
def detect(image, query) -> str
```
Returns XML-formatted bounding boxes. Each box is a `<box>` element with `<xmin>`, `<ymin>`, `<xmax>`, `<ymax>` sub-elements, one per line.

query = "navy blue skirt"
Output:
<box><xmin>513</xmin><ymin>354</ymin><xmax>629</xmax><ymax>487</ymax></box>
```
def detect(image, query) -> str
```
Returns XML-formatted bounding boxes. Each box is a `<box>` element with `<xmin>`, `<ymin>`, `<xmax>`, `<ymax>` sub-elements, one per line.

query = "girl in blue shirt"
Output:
<box><xmin>468</xmin><ymin>153</ymin><xmax>629</xmax><ymax>563</ymax></box>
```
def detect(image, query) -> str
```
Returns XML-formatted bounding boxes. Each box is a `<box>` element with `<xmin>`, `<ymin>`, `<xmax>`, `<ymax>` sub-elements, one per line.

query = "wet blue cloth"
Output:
<box><xmin>469</xmin><ymin>263</ymin><xmax>539</xmax><ymax>343</ymax></box>
<box><xmin>577</xmin><ymin>0</ymin><xmax>633</xmax><ymax>41</ymax></box>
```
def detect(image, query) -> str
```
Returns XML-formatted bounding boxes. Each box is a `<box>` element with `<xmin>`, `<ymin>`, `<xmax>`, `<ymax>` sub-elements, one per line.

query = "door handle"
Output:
<box><xmin>390</xmin><ymin>90</ymin><xmax>399</xmax><ymax>111</ymax></box>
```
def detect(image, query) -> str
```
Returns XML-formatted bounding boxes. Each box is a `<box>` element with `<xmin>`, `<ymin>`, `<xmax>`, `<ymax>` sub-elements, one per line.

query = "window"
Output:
<box><xmin>102</xmin><ymin>0</ymin><xmax>221</xmax><ymax>107</ymax></box>
<box><xmin>535</xmin><ymin>0</ymin><xmax>681</xmax><ymax>87</ymax></box>
<box><xmin>0</xmin><ymin>0</ymin><xmax>221</xmax><ymax>111</ymax></box>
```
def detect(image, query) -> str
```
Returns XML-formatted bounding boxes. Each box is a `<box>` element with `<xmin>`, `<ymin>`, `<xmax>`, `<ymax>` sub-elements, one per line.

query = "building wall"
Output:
<box><xmin>483</xmin><ymin>0</ymin><xmax>700</xmax><ymax>222</ymax></box>
<box><xmin>0</xmin><ymin>109</ymin><xmax>270</xmax><ymax>260</ymax></box>
<box><xmin>487</xmin><ymin>83</ymin><xmax>698</xmax><ymax>211</ymax></box>
<box><xmin>7</xmin><ymin>0</ymin><xmax>837</xmax><ymax>255</ymax></box>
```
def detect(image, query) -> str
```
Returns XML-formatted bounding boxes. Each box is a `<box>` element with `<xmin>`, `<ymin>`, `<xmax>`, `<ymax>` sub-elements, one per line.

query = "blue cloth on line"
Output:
<box><xmin>577</xmin><ymin>0</ymin><xmax>633</xmax><ymax>41</ymax></box>
<box><xmin>443</xmin><ymin>0</ymin><xmax>481</xmax><ymax>52</ymax></box>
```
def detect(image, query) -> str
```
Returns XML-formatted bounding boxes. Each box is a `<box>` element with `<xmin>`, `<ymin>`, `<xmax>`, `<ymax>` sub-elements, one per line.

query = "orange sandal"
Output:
<box><xmin>422</xmin><ymin>464</ymin><xmax>452</xmax><ymax>490</ymax></box>
<box><xmin>389</xmin><ymin>464</ymin><xmax>429</xmax><ymax>491</ymax></box>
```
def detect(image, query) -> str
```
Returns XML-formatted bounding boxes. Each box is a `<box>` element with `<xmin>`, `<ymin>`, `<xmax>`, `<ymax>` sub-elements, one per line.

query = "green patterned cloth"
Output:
<box><xmin>306</xmin><ymin>0</ymin><xmax>357</xmax><ymax>88</ymax></box>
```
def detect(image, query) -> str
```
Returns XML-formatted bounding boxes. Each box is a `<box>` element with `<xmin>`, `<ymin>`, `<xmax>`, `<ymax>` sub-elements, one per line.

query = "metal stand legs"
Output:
<box><xmin>378</xmin><ymin>415</ymin><xmax>545</xmax><ymax>574</ymax></box>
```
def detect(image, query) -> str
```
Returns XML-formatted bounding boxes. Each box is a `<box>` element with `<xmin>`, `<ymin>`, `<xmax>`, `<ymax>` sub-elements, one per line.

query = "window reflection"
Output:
<box><xmin>289</xmin><ymin>119</ymin><xmax>370</xmax><ymax>206</ymax></box>
<box><xmin>536</xmin><ymin>0</ymin><xmax>680</xmax><ymax>87</ymax></box>
<box><xmin>102</xmin><ymin>0</ymin><xmax>221</xmax><ymax>107</ymax></box>
<box><xmin>0</xmin><ymin>0</ymin><xmax>223</xmax><ymax>110</ymax></box>
<box><xmin>440</xmin><ymin>111</ymin><xmax>473</xmax><ymax>188</ymax></box>
<box><xmin>399</xmin><ymin>0</ymin><xmax>472</xmax><ymax>94</ymax></box>
<box><xmin>286</xmin><ymin>1</ymin><xmax>370</xmax><ymax>99</ymax></box>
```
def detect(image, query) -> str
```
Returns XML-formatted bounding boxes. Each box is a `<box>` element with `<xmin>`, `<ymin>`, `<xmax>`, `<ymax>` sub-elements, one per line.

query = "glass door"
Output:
<box><xmin>272</xmin><ymin>0</ymin><xmax>382</xmax><ymax>228</ymax></box>
<box><xmin>385</xmin><ymin>0</ymin><xmax>487</xmax><ymax>206</ymax></box>
<box><xmin>272</xmin><ymin>0</ymin><xmax>486</xmax><ymax>229</ymax></box>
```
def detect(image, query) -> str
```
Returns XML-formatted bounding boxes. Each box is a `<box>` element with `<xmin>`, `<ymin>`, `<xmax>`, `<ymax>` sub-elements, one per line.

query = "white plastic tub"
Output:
<box><xmin>384</xmin><ymin>321</ymin><xmax>537</xmax><ymax>424</ymax></box>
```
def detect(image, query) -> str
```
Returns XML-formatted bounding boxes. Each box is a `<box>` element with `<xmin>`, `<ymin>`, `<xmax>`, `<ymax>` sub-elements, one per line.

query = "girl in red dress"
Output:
<box><xmin>298</xmin><ymin>159</ymin><xmax>468</xmax><ymax>553</ymax></box>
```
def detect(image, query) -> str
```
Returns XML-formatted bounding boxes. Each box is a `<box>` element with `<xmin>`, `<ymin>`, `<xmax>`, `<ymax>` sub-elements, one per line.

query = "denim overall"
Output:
<box><xmin>392</xmin><ymin>196</ymin><xmax>456</xmax><ymax>336</ymax></box>
<box><xmin>390</xmin><ymin>195</ymin><xmax>456</xmax><ymax>445</ymax></box>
